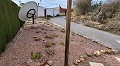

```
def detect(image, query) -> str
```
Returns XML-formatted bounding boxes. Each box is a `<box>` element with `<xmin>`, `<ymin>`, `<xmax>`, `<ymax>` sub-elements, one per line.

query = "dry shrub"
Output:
<box><xmin>74</xmin><ymin>0</ymin><xmax>91</xmax><ymax>15</ymax></box>
<box><xmin>105</xmin><ymin>21</ymin><xmax>120</xmax><ymax>33</ymax></box>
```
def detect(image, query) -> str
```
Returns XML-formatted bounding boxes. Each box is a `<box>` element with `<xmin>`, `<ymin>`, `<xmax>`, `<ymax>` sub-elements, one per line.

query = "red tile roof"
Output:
<box><xmin>60</xmin><ymin>7</ymin><xmax>74</xmax><ymax>13</ymax></box>
<box><xmin>60</xmin><ymin>7</ymin><xmax>67</xmax><ymax>13</ymax></box>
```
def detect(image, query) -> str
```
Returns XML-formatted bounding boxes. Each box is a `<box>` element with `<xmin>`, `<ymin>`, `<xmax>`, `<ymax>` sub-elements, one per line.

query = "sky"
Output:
<box><xmin>12</xmin><ymin>0</ymin><xmax>105</xmax><ymax>8</ymax></box>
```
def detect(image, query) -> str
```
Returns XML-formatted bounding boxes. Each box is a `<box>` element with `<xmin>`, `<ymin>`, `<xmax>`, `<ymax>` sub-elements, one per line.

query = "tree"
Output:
<box><xmin>74</xmin><ymin>0</ymin><xmax>92</xmax><ymax>15</ymax></box>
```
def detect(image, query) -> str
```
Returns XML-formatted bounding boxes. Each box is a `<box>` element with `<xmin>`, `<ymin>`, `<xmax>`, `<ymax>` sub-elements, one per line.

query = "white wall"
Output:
<box><xmin>54</xmin><ymin>9</ymin><xmax>59</xmax><ymax>16</ymax></box>
<box><xmin>46</xmin><ymin>8</ymin><xmax>59</xmax><ymax>17</ymax></box>
<box><xmin>38</xmin><ymin>6</ymin><xmax>60</xmax><ymax>17</ymax></box>
<box><xmin>38</xmin><ymin>6</ymin><xmax>45</xmax><ymax>17</ymax></box>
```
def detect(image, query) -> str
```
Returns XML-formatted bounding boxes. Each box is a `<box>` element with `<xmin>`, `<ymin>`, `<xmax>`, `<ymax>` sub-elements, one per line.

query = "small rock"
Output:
<box><xmin>27</xmin><ymin>59</ymin><xmax>33</xmax><ymax>64</ymax></box>
<box><xmin>45</xmin><ymin>35</ymin><xmax>54</xmax><ymax>39</ymax></box>
<box><xmin>47</xmin><ymin>23</ymin><xmax>50</xmax><ymax>25</ymax></box>
<box><xmin>89</xmin><ymin>62</ymin><xmax>104</xmax><ymax>66</ymax></box>
<box><xmin>93</xmin><ymin>51</ymin><xmax>101</xmax><ymax>57</ymax></box>
<box><xmin>105</xmin><ymin>49</ymin><xmax>118</xmax><ymax>55</ymax></box>
<box><xmin>74</xmin><ymin>61</ymin><xmax>79</xmax><ymax>65</ymax></box>
<box><xmin>86</xmin><ymin>53</ymin><xmax>93</xmax><ymax>57</ymax></box>
<box><xmin>46</xmin><ymin>49</ymin><xmax>55</xmax><ymax>55</ymax></box>
<box><xmin>80</xmin><ymin>40</ymin><xmax>84</xmax><ymax>42</ymax></box>
<box><xmin>15</xmin><ymin>57</ymin><xmax>18</xmax><ymax>59</ymax></box>
<box><xmin>75</xmin><ymin>60</ymin><xmax>81</xmax><ymax>63</ymax></box>
<box><xmin>36</xmin><ymin>31</ymin><xmax>41</xmax><ymax>33</ymax></box>
<box><xmin>34</xmin><ymin>59</ymin><xmax>39</xmax><ymax>62</ymax></box>
<box><xmin>93</xmin><ymin>41</ymin><xmax>98</xmax><ymax>43</ymax></box>
<box><xmin>33</xmin><ymin>36</ymin><xmax>37</xmax><ymax>38</ymax></box>
<box><xmin>112</xmin><ymin>50</ymin><xmax>118</xmax><ymax>54</ymax></box>
<box><xmin>79</xmin><ymin>58</ymin><xmax>85</xmax><ymax>62</ymax></box>
<box><xmin>55</xmin><ymin>27</ymin><xmax>58</xmax><ymax>29</ymax></box>
<box><xmin>51</xmin><ymin>42</ymin><xmax>56</xmax><ymax>45</ymax></box>
<box><xmin>100</xmin><ymin>50</ymin><xmax>106</xmax><ymax>53</ymax></box>
<box><xmin>105</xmin><ymin>49</ymin><xmax>113</xmax><ymax>54</ymax></box>
<box><xmin>34</xmin><ymin>37</ymin><xmax>42</xmax><ymax>41</ymax></box>
<box><xmin>115</xmin><ymin>57</ymin><xmax>120</xmax><ymax>62</ymax></box>
<box><xmin>79</xmin><ymin>55</ymin><xmax>88</xmax><ymax>60</ymax></box>
<box><xmin>76</xmin><ymin>33</ymin><xmax>79</xmax><ymax>35</ymax></box>
<box><xmin>47</xmin><ymin>61</ymin><xmax>54</xmax><ymax>66</ymax></box>
<box><xmin>80</xmin><ymin>55</ymin><xmax>84</xmax><ymax>58</ymax></box>
<box><xmin>59</xmin><ymin>42</ymin><xmax>65</xmax><ymax>46</ymax></box>
<box><xmin>45</xmin><ymin>42</ymin><xmax>52</xmax><ymax>48</ymax></box>
<box><xmin>51</xmin><ymin>34</ymin><xmax>58</xmax><ymax>37</ymax></box>
<box><xmin>108</xmin><ymin>47</ymin><xmax>112</xmax><ymax>49</ymax></box>
<box><xmin>61</xmin><ymin>28</ymin><xmax>65</xmax><ymax>33</ymax></box>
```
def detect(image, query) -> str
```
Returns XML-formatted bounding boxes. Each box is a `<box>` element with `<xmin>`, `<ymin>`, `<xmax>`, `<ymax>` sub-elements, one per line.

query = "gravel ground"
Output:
<box><xmin>0</xmin><ymin>18</ymin><xmax>120</xmax><ymax>66</ymax></box>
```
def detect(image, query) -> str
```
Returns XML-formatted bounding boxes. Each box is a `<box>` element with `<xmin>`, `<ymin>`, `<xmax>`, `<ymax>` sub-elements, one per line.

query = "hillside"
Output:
<box><xmin>72</xmin><ymin>0</ymin><xmax>120</xmax><ymax>35</ymax></box>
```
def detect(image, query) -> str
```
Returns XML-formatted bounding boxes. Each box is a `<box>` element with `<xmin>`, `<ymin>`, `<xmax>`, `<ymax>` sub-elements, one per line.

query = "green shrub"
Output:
<box><xmin>0</xmin><ymin>0</ymin><xmax>24</xmax><ymax>53</ymax></box>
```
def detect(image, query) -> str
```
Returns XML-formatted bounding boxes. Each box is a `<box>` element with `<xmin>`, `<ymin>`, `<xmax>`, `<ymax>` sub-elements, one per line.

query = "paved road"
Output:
<box><xmin>50</xmin><ymin>16</ymin><xmax>120</xmax><ymax>50</ymax></box>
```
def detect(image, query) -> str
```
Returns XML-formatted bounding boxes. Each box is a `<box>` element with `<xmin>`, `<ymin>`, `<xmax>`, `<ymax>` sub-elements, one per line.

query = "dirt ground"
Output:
<box><xmin>0</xmin><ymin>18</ymin><xmax>120</xmax><ymax>66</ymax></box>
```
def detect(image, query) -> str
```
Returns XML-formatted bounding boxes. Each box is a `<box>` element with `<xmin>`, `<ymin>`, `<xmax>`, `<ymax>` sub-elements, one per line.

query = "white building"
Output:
<box><xmin>37</xmin><ymin>6</ymin><xmax>67</xmax><ymax>17</ymax></box>
<box><xmin>46</xmin><ymin>8</ymin><xmax>59</xmax><ymax>17</ymax></box>
<box><xmin>38</xmin><ymin>6</ymin><xmax>45</xmax><ymax>17</ymax></box>
<box><xmin>38</xmin><ymin>6</ymin><xmax>60</xmax><ymax>17</ymax></box>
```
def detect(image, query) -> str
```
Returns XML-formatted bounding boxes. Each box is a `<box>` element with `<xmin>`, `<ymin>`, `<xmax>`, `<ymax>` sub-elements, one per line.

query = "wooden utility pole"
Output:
<box><xmin>64</xmin><ymin>0</ymin><xmax>72</xmax><ymax>66</ymax></box>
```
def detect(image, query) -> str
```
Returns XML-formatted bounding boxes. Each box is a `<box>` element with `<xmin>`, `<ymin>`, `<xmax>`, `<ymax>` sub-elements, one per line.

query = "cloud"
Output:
<box><xmin>12</xmin><ymin>0</ymin><xmax>68</xmax><ymax>8</ymax></box>
<box><xmin>12</xmin><ymin>0</ymin><xmax>78</xmax><ymax>8</ymax></box>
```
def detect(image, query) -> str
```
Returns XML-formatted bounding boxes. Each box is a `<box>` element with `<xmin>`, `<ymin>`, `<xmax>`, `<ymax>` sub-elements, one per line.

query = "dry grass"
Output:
<box><xmin>72</xmin><ymin>15</ymin><xmax>120</xmax><ymax>35</ymax></box>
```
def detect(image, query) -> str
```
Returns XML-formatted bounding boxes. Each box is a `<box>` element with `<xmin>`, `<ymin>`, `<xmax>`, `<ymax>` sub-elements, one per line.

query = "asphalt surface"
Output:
<box><xmin>50</xmin><ymin>16</ymin><xmax>120</xmax><ymax>50</ymax></box>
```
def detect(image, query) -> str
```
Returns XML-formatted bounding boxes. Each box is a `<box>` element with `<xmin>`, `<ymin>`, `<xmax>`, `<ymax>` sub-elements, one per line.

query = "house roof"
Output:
<box><xmin>60</xmin><ymin>7</ymin><xmax>67</xmax><ymax>13</ymax></box>
<box><xmin>60</xmin><ymin>7</ymin><xmax>74</xmax><ymax>13</ymax></box>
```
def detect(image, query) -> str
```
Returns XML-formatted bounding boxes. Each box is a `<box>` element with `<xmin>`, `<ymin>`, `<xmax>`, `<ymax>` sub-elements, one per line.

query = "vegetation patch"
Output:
<box><xmin>73</xmin><ymin>0</ymin><xmax>120</xmax><ymax>35</ymax></box>
<box><xmin>0</xmin><ymin>0</ymin><xmax>24</xmax><ymax>53</ymax></box>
